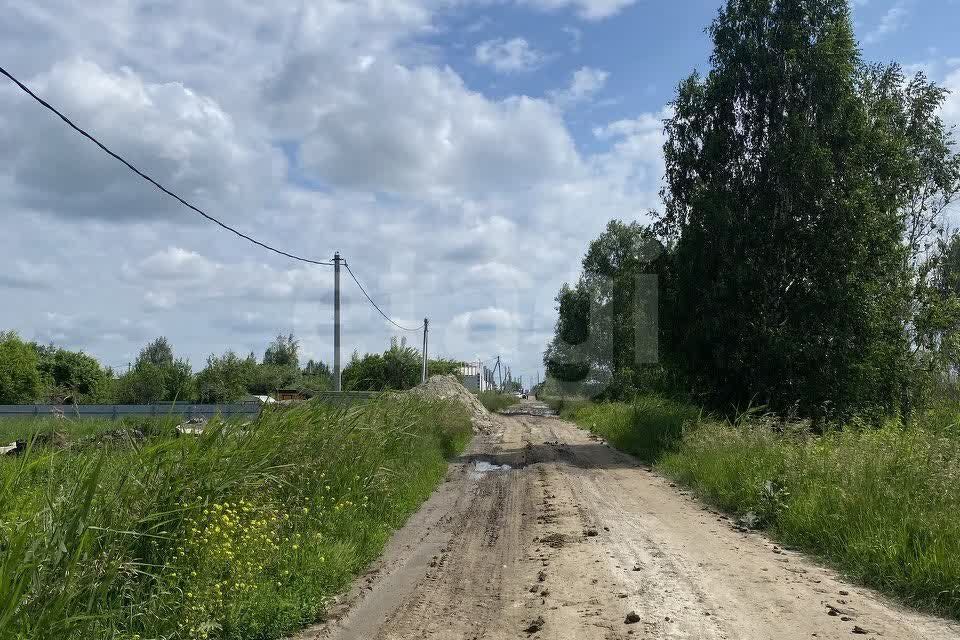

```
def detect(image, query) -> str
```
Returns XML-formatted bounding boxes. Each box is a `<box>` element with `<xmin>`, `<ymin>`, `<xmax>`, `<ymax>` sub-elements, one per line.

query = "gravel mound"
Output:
<box><xmin>410</xmin><ymin>375</ymin><xmax>494</xmax><ymax>434</ymax></box>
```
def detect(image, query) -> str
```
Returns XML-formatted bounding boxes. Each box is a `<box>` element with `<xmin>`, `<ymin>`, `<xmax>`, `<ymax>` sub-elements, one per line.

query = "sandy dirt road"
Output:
<box><xmin>295</xmin><ymin>401</ymin><xmax>960</xmax><ymax>640</ymax></box>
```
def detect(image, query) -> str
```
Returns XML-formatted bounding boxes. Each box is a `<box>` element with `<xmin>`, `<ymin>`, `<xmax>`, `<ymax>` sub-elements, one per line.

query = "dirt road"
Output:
<box><xmin>296</xmin><ymin>401</ymin><xmax>959</xmax><ymax>640</ymax></box>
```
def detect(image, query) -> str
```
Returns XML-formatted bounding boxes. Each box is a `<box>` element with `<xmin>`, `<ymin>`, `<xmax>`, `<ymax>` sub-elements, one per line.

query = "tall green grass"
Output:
<box><xmin>0</xmin><ymin>395</ymin><xmax>471</xmax><ymax>639</ymax></box>
<box><xmin>558</xmin><ymin>395</ymin><xmax>701</xmax><ymax>461</ymax></box>
<box><xmin>563</xmin><ymin>395</ymin><xmax>960</xmax><ymax>619</ymax></box>
<box><xmin>476</xmin><ymin>391</ymin><xmax>520</xmax><ymax>413</ymax></box>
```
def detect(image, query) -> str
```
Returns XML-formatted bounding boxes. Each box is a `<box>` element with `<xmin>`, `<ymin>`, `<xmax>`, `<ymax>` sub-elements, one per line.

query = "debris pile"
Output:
<box><xmin>410</xmin><ymin>375</ymin><xmax>494</xmax><ymax>433</ymax></box>
<box><xmin>176</xmin><ymin>416</ymin><xmax>206</xmax><ymax>436</ymax></box>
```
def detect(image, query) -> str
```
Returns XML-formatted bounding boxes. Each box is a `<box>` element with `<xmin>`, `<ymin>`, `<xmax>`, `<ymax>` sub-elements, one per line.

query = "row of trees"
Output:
<box><xmin>0</xmin><ymin>332</ymin><xmax>332</xmax><ymax>404</ymax></box>
<box><xmin>545</xmin><ymin>0</ymin><xmax>960</xmax><ymax>422</ymax></box>
<box><xmin>342</xmin><ymin>337</ymin><xmax>461</xmax><ymax>391</ymax></box>
<box><xmin>0</xmin><ymin>331</ymin><xmax>466</xmax><ymax>404</ymax></box>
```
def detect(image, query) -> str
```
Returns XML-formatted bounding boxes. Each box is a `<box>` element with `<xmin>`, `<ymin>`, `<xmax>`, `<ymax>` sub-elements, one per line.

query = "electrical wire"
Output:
<box><xmin>1</xmin><ymin>64</ymin><xmax>431</xmax><ymax>332</ymax></box>
<box><xmin>343</xmin><ymin>262</ymin><xmax>424</xmax><ymax>332</ymax></box>
<box><xmin>0</xmin><ymin>65</ymin><xmax>333</xmax><ymax>266</ymax></box>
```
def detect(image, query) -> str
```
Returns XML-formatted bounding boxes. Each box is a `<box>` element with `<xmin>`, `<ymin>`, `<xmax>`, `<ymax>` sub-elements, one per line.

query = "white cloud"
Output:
<box><xmin>550</xmin><ymin>66</ymin><xmax>610</xmax><ymax>106</ymax></box>
<box><xmin>467</xmin><ymin>262</ymin><xmax>533</xmax><ymax>288</ymax></box>
<box><xmin>519</xmin><ymin>0</ymin><xmax>637</xmax><ymax>20</ymax></box>
<box><xmin>452</xmin><ymin>307</ymin><xmax>524</xmax><ymax>331</ymax></box>
<box><xmin>474</xmin><ymin>37</ymin><xmax>545</xmax><ymax>73</ymax></box>
<box><xmin>562</xmin><ymin>26</ymin><xmax>583</xmax><ymax>53</ymax></box>
<box><xmin>276</xmin><ymin>57</ymin><xmax>581</xmax><ymax>196</ymax></box>
<box><xmin>0</xmin><ymin>0</ymin><xmax>671</xmax><ymax>382</ymax></box>
<box><xmin>0</xmin><ymin>58</ymin><xmax>283</xmax><ymax>222</ymax></box>
<box><xmin>863</xmin><ymin>1</ymin><xmax>910</xmax><ymax>44</ymax></box>
<box><xmin>131</xmin><ymin>247</ymin><xmax>221</xmax><ymax>282</ymax></box>
<box><xmin>0</xmin><ymin>260</ymin><xmax>59</xmax><ymax>290</ymax></box>
<box><xmin>941</xmin><ymin>63</ymin><xmax>960</xmax><ymax>126</ymax></box>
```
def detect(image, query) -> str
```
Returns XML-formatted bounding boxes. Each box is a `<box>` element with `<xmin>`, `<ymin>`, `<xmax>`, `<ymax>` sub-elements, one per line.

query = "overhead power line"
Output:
<box><xmin>2</xmin><ymin>64</ymin><xmax>425</xmax><ymax>338</ymax></box>
<box><xmin>344</xmin><ymin>262</ymin><xmax>424</xmax><ymax>332</ymax></box>
<box><xmin>0</xmin><ymin>64</ymin><xmax>333</xmax><ymax>267</ymax></box>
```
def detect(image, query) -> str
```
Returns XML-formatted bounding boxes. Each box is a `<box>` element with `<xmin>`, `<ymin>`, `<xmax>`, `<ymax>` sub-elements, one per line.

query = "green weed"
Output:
<box><xmin>0</xmin><ymin>395</ymin><xmax>471</xmax><ymax>639</ymax></box>
<box><xmin>563</xmin><ymin>396</ymin><xmax>960</xmax><ymax>618</ymax></box>
<box><xmin>476</xmin><ymin>391</ymin><xmax>519</xmax><ymax>413</ymax></box>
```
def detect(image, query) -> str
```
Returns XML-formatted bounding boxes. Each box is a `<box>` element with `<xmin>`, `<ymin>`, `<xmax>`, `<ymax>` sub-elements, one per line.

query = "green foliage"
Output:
<box><xmin>566</xmin><ymin>394</ymin><xmax>960</xmax><ymax>618</ymax></box>
<box><xmin>544</xmin><ymin>221</ymin><xmax>668</xmax><ymax>400</ymax></box>
<box><xmin>302</xmin><ymin>359</ymin><xmax>331</xmax><ymax>378</ymax></box>
<box><xmin>0</xmin><ymin>394</ymin><xmax>472</xmax><ymax>639</ymax></box>
<box><xmin>35</xmin><ymin>347</ymin><xmax>105</xmax><ymax>401</ymax></box>
<box><xmin>477</xmin><ymin>391</ymin><xmax>519</xmax><ymax>412</ymax></box>
<box><xmin>659</xmin><ymin>413</ymin><xmax>960</xmax><ymax>618</ymax></box>
<box><xmin>563</xmin><ymin>395</ymin><xmax>701</xmax><ymax>461</ymax></box>
<box><xmin>196</xmin><ymin>351</ymin><xmax>257</xmax><ymax>403</ymax></box>
<box><xmin>263</xmin><ymin>333</ymin><xmax>299</xmax><ymax>369</ymax></box>
<box><xmin>117</xmin><ymin>338</ymin><xmax>195</xmax><ymax>403</ymax></box>
<box><xmin>246</xmin><ymin>363</ymin><xmax>298</xmax><ymax>395</ymax></box>
<box><xmin>139</xmin><ymin>336</ymin><xmax>174</xmax><ymax>367</ymax></box>
<box><xmin>115</xmin><ymin>361</ymin><xmax>171</xmax><ymax>404</ymax></box>
<box><xmin>658</xmin><ymin>0</ymin><xmax>919</xmax><ymax>420</ymax></box>
<box><xmin>428</xmin><ymin>358</ymin><xmax>462</xmax><ymax>377</ymax></box>
<box><xmin>0</xmin><ymin>331</ymin><xmax>40</xmax><ymax>404</ymax></box>
<box><xmin>342</xmin><ymin>339</ymin><xmax>453</xmax><ymax>392</ymax></box>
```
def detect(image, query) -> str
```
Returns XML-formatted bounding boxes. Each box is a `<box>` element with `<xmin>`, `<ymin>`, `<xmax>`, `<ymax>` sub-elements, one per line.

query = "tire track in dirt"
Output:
<box><xmin>296</xmin><ymin>401</ymin><xmax>960</xmax><ymax>640</ymax></box>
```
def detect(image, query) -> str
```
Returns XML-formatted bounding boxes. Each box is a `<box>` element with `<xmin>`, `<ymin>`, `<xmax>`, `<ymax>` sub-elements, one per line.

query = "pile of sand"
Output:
<box><xmin>410</xmin><ymin>375</ymin><xmax>493</xmax><ymax>433</ymax></box>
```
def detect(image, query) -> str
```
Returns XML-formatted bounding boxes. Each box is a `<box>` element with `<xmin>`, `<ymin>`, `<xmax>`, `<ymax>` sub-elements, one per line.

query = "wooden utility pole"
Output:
<box><xmin>333</xmin><ymin>252</ymin><xmax>342</xmax><ymax>391</ymax></box>
<box><xmin>421</xmin><ymin>318</ymin><xmax>429</xmax><ymax>383</ymax></box>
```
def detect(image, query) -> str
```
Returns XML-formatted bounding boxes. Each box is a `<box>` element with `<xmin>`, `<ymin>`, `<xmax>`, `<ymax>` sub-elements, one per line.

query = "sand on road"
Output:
<box><xmin>295</xmin><ymin>400</ymin><xmax>960</xmax><ymax>640</ymax></box>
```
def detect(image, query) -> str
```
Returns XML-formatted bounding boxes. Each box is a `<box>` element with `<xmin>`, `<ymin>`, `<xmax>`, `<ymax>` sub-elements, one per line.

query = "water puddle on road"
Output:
<box><xmin>470</xmin><ymin>460</ymin><xmax>512</xmax><ymax>478</ymax></box>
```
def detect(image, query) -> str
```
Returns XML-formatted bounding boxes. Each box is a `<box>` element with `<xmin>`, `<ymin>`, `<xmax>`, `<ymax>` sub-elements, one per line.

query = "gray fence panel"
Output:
<box><xmin>0</xmin><ymin>394</ymin><xmax>379</xmax><ymax>419</ymax></box>
<box><xmin>0</xmin><ymin>403</ymin><xmax>262</xmax><ymax>419</ymax></box>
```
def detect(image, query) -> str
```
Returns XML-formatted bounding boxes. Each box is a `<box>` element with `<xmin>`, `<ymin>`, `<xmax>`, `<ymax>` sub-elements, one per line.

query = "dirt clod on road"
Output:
<box><xmin>295</xmin><ymin>400</ymin><xmax>960</xmax><ymax>640</ymax></box>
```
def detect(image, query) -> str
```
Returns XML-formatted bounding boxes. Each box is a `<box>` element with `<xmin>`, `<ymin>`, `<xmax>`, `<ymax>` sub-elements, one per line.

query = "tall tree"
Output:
<box><xmin>544</xmin><ymin>220</ymin><xmax>669</xmax><ymax>399</ymax></box>
<box><xmin>137</xmin><ymin>337</ymin><xmax>174</xmax><ymax>368</ymax></box>
<box><xmin>263</xmin><ymin>333</ymin><xmax>300</xmax><ymax>369</ymax></box>
<box><xmin>660</xmin><ymin>0</ymin><xmax>911</xmax><ymax>419</ymax></box>
<box><xmin>858</xmin><ymin>64</ymin><xmax>960</xmax><ymax>412</ymax></box>
<box><xmin>196</xmin><ymin>350</ymin><xmax>256</xmax><ymax>403</ymax></box>
<box><xmin>120</xmin><ymin>337</ymin><xmax>194</xmax><ymax>402</ymax></box>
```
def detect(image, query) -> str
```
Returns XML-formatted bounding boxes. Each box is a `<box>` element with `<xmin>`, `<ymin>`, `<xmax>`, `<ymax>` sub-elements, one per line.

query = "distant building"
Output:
<box><xmin>273</xmin><ymin>389</ymin><xmax>307</xmax><ymax>402</ymax></box>
<box><xmin>459</xmin><ymin>363</ymin><xmax>481</xmax><ymax>391</ymax></box>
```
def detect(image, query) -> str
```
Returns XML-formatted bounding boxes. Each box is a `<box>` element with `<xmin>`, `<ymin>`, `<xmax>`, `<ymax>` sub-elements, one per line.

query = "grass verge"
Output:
<box><xmin>559</xmin><ymin>395</ymin><xmax>960</xmax><ymax>619</ymax></box>
<box><xmin>476</xmin><ymin>391</ymin><xmax>520</xmax><ymax>413</ymax></box>
<box><xmin>0</xmin><ymin>394</ymin><xmax>471</xmax><ymax>639</ymax></box>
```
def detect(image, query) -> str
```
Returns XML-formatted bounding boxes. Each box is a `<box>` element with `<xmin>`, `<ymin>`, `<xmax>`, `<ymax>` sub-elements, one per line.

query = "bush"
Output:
<box><xmin>0</xmin><ymin>331</ymin><xmax>40</xmax><ymax>404</ymax></box>
<box><xmin>563</xmin><ymin>395</ymin><xmax>701</xmax><ymax>461</ymax></box>
<box><xmin>35</xmin><ymin>347</ymin><xmax>105</xmax><ymax>402</ymax></box>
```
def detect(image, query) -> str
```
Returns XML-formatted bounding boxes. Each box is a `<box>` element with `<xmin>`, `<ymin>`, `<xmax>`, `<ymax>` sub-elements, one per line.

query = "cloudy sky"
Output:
<box><xmin>1</xmin><ymin>0</ymin><xmax>959</xmax><ymax>384</ymax></box>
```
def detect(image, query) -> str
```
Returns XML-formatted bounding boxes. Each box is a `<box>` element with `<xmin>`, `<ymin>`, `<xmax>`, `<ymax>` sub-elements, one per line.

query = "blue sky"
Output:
<box><xmin>1</xmin><ymin>0</ymin><xmax>959</xmax><ymax>386</ymax></box>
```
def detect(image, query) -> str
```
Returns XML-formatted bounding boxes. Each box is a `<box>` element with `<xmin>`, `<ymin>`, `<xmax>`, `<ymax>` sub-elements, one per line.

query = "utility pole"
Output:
<box><xmin>495</xmin><ymin>356</ymin><xmax>503</xmax><ymax>392</ymax></box>
<box><xmin>333</xmin><ymin>251</ymin><xmax>342</xmax><ymax>392</ymax></box>
<box><xmin>421</xmin><ymin>318</ymin><xmax>429</xmax><ymax>383</ymax></box>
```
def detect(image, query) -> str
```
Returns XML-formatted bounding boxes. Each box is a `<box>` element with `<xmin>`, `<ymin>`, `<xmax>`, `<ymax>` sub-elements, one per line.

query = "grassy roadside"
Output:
<box><xmin>0</xmin><ymin>395</ymin><xmax>471</xmax><ymax>639</ymax></box>
<box><xmin>551</xmin><ymin>395</ymin><xmax>960</xmax><ymax>620</ymax></box>
<box><xmin>476</xmin><ymin>391</ymin><xmax>520</xmax><ymax>412</ymax></box>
